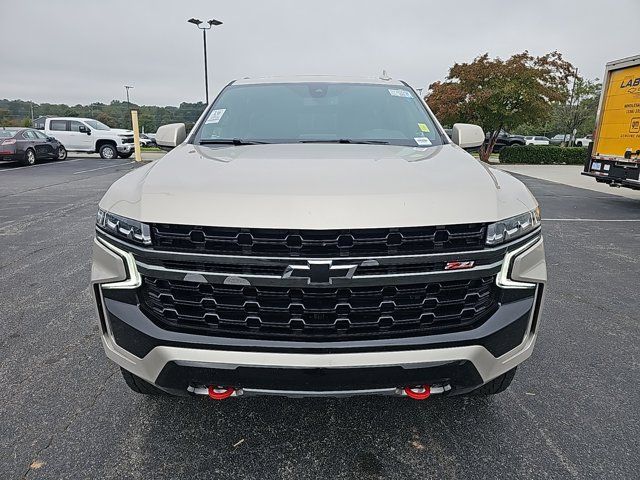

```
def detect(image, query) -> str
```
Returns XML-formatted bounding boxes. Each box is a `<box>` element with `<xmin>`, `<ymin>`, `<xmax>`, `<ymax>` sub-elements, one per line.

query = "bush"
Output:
<box><xmin>498</xmin><ymin>145</ymin><xmax>588</xmax><ymax>165</ymax></box>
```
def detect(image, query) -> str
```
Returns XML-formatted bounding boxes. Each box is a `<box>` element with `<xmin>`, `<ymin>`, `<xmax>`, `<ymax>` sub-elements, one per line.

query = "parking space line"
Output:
<box><xmin>72</xmin><ymin>162</ymin><xmax>135</xmax><ymax>175</ymax></box>
<box><xmin>544</xmin><ymin>218</ymin><xmax>640</xmax><ymax>222</ymax></box>
<box><xmin>0</xmin><ymin>158</ymin><xmax>87</xmax><ymax>173</ymax></box>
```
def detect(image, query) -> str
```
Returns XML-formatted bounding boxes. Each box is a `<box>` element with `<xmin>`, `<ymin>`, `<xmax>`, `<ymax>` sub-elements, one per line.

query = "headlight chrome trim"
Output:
<box><xmin>496</xmin><ymin>237</ymin><xmax>542</xmax><ymax>289</ymax></box>
<box><xmin>97</xmin><ymin>237</ymin><xmax>142</xmax><ymax>290</ymax></box>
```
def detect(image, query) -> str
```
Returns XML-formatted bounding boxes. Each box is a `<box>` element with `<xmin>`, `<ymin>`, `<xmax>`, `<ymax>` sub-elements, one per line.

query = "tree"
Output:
<box><xmin>553</xmin><ymin>76</ymin><xmax>601</xmax><ymax>143</ymax></box>
<box><xmin>0</xmin><ymin>108</ymin><xmax>10</xmax><ymax>125</ymax></box>
<box><xmin>0</xmin><ymin>98</ymin><xmax>208</xmax><ymax>133</ymax></box>
<box><xmin>427</xmin><ymin>51</ymin><xmax>575</xmax><ymax>161</ymax></box>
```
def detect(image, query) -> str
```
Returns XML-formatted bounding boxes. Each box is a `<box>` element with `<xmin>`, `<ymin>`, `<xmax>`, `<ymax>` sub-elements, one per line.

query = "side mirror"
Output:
<box><xmin>452</xmin><ymin>123</ymin><xmax>485</xmax><ymax>149</ymax></box>
<box><xmin>79</xmin><ymin>125</ymin><xmax>91</xmax><ymax>135</ymax></box>
<box><xmin>156</xmin><ymin>123</ymin><xmax>186</xmax><ymax>149</ymax></box>
<box><xmin>47</xmin><ymin>136</ymin><xmax>55</xmax><ymax>141</ymax></box>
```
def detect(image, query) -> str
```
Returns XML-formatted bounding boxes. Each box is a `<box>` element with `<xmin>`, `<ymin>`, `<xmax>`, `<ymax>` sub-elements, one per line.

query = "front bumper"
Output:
<box><xmin>91</xmin><ymin>232</ymin><xmax>546</xmax><ymax>397</ymax></box>
<box><xmin>117</xmin><ymin>143</ymin><xmax>134</xmax><ymax>154</ymax></box>
<box><xmin>582</xmin><ymin>158</ymin><xmax>640</xmax><ymax>190</ymax></box>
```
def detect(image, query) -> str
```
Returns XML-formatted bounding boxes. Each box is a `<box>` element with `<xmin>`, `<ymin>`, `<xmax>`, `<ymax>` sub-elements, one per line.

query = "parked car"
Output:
<box><xmin>139</xmin><ymin>133</ymin><xmax>156</xmax><ymax>147</ymax></box>
<box><xmin>487</xmin><ymin>130</ymin><xmax>526</xmax><ymax>151</ymax></box>
<box><xmin>0</xmin><ymin>127</ymin><xmax>67</xmax><ymax>166</ymax></box>
<box><xmin>92</xmin><ymin>76</ymin><xmax>546</xmax><ymax>401</ymax></box>
<box><xmin>574</xmin><ymin>134</ymin><xmax>593</xmax><ymax>147</ymax></box>
<box><xmin>549</xmin><ymin>134</ymin><xmax>570</xmax><ymax>146</ymax></box>
<box><xmin>41</xmin><ymin>117</ymin><xmax>135</xmax><ymax>159</ymax></box>
<box><xmin>524</xmin><ymin>136</ymin><xmax>550</xmax><ymax>146</ymax></box>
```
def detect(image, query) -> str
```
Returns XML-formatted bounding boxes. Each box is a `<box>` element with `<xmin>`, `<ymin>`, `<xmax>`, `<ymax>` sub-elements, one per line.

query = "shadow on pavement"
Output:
<box><xmin>135</xmin><ymin>394</ymin><xmax>505</xmax><ymax>478</ymax></box>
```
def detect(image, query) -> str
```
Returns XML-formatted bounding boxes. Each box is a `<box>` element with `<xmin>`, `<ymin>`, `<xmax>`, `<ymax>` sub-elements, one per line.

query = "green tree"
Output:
<box><xmin>0</xmin><ymin>108</ymin><xmax>10</xmax><ymax>125</ymax></box>
<box><xmin>0</xmin><ymin>98</ymin><xmax>207</xmax><ymax>133</ymax></box>
<box><xmin>552</xmin><ymin>76</ymin><xmax>601</xmax><ymax>141</ymax></box>
<box><xmin>427</xmin><ymin>51</ymin><xmax>575</xmax><ymax>161</ymax></box>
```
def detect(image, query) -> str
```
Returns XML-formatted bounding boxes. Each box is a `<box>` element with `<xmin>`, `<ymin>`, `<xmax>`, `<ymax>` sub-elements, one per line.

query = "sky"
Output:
<box><xmin>1</xmin><ymin>0</ymin><xmax>638</xmax><ymax>106</ymax></box>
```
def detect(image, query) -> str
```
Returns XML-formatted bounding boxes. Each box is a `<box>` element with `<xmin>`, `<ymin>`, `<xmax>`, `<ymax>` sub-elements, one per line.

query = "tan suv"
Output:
<box><xmin>91</xmin><ymin>76</ymin><xmax>546</xmax><ymax>401</ymax></box>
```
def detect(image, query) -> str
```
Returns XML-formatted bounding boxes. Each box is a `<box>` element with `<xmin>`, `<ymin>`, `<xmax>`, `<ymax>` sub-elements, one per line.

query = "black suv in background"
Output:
<box><xmin>486</xmin><ymin>131</ymin><xmax>526</xmax><ymax>151</ymax></box>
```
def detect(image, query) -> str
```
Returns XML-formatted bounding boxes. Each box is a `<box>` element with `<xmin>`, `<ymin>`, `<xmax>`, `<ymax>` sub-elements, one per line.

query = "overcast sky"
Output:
<box><xmin>1</xmin><ymin>0</ymin><xmax>638</xmax><ymax>106</ymax></box>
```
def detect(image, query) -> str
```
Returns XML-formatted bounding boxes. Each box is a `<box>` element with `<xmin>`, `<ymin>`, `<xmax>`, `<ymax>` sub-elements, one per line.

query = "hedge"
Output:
<box><xmin>498</xmin><ymin>145</ymin><xmax>588</xmax><ymax>165</ymax></box>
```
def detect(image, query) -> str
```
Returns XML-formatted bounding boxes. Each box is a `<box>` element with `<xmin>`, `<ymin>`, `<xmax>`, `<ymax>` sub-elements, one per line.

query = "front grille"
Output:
<box><xmin>121</xmin><ymin>137</ymin><xmax>134</xmax><ymax>144</ymax></box>
<box><xmin>151</xmin><ymin>224</ymin><xmax>488</xmax><ymax>257</ymax></box>
<box><xmin>139</xmin><ymin>275</ymin><xmax>498</xmax><ymax>340</ymax></box>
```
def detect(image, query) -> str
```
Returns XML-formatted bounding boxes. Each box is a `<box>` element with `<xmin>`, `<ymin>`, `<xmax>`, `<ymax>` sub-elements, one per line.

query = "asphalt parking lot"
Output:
<box><xmin>1</xmin><ymin>156</ymin><xmax>638</xmax><ymax>479</ymax></box>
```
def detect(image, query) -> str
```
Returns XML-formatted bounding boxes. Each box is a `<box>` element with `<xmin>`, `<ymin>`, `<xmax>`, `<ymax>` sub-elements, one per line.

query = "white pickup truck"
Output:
<box><xmin>38</xmin><ymin>117</ymin><xmax>135</xmax><ymax>159</ymax></box>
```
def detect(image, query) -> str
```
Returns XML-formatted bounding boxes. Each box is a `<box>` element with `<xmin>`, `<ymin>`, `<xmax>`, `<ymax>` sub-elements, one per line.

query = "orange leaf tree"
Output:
<box><xmin>427</xmin><ymin>51</ymin><xmax>574</xmax><ymax>161</ymax></box>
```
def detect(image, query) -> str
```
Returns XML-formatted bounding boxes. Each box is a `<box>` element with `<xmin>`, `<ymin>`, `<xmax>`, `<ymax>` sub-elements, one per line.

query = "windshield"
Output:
<box><xmin>85</xmin><ymin>120</ymin><xmax>111</xmax><ymax>130</ymax></box>
<box><xmin>194</xmin><ymin>82</ymin><xmax>444</xmax><ymax>147</ymax></box>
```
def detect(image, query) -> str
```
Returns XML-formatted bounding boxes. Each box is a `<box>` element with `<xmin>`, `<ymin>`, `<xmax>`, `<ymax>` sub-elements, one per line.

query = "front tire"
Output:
<box><xmin>99</xmin><ymin>143</ymin><xmax>117</xmax><ymax>159</ymax></box>
<box><xmin>468</xmin><ymin>367</ymin><xmax>517</xmax><ymax>396</ymax></box>
<box><xmin>120</xmin><ymin>368</ymin><xmax>167</xmax><ymax>395</ymax></box>
<box><xmin>22</xmin><ymin>148</ymin><xmax>36</xmax><ymax>166</ymax></box>
<box><xmin>57</xmin><ymin>145</ymin><xmax>67</xmax><ymax>160</ymax></box>
<box><xmin>118</xmin><ymin>152</ymin><xmax>133</xmax><ymax>159</ymax></box>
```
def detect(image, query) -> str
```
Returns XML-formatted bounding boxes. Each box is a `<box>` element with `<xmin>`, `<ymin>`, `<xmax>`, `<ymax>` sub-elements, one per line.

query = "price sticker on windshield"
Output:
<box><xmin>414</xmin><ymin>137</ymin><xmax>432</xmax><ymax>146</ymax></box>
<box><xmin>206</xmin><ymin>109</ymin><xmax>226</xmax><ymax>124</ymax></box>
<box><xmin>388</xmin><ymin>89</ymin><xmax>412</xmax><ymax>98</ymax></box>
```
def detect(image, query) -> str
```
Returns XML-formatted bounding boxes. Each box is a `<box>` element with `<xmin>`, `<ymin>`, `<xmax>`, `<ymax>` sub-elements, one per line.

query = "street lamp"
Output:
<box><xmin>188</xmin><ymin>17</ymin><xmax>223</xmax><ymax>104</ymax></box>
<box><xmin>124</xmin><ymin>85</ymin><xmax>134</xmax><ymax>109</ymax></box>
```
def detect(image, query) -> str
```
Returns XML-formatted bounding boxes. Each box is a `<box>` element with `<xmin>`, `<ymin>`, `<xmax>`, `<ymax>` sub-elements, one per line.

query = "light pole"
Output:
<box><xmin>188</xmin><ymin>17</ymin><xmax>223</xmax><ymax>104</ymax></box>
<box><xmin>124</xmin><ymin>85</ymin><xmax>134</xmax><ymax>110</ymax></box>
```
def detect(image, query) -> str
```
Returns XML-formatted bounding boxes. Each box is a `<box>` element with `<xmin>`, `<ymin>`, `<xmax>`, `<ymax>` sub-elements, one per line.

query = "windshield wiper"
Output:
<box><xmin>298</xmin><ymin>139</ymin><xmax>389</xmax><ymax>145</ymax></box>
<box><xmin>199</xmin><ymin>139</ymin><xmax>269</xmax><ymax>146</ymax></box>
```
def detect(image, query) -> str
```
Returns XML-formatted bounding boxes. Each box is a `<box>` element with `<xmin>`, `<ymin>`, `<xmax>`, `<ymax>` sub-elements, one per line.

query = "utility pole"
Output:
<box><xmin>188</xmin><ymin>18</ymin><xmax>223</xmax><ymax>104</ymax></box>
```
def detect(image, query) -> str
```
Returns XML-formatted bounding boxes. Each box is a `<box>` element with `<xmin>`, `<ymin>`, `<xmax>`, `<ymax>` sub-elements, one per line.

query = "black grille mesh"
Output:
<box><xmin>151</xmin><ymin>224</ymin><xmax>487</xmax><ymax>257</ymax></box>
<box><xmin>139</xmin><ymin>275</ymin><xmax>498</xmax><ymax>340</ymax></box>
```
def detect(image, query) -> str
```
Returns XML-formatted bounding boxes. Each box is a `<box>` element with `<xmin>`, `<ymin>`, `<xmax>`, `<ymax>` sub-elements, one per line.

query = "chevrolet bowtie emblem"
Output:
<box><xmin>283</xmin><ymin>261</ymin><xmax>358</xmax><ymax>284</ymax></box>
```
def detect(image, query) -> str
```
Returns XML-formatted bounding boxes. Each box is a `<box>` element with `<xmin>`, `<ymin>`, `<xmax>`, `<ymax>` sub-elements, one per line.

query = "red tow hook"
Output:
<box><xmin>404</xmin><ymin>385</ymin><xmax>431</xmax><ymax>400</ymax></box>
<box><xmin>207</xmin><ymin>385</ymin><xmax>235</xmax><ymax>400</ymax></box>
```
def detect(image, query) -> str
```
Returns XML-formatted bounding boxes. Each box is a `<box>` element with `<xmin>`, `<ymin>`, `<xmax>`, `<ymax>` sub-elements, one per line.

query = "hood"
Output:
<box><xmin>100</xmin><ymin>143</ymin><xmax>537</xmax><ymax>229</ymax></box>
<box><xmin>110</xmin><ymin>128</ymin><xmax>134</xmax><ymax>135</ymax></box>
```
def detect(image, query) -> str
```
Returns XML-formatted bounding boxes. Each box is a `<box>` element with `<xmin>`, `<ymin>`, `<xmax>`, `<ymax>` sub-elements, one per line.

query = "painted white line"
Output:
<box><xmin>72</xmin><ymin>162</ymin><xmax>135</xmax><ymax>175</ymax></box>
<box><xmin>543</xmin><ymin>218</ymin><xmax>640</xmax><ymax>222</ymax></box>
<box><xmin>0</xmin><ymin>158</ymin><xmax>86</xmax><ymax>173</ymax></box>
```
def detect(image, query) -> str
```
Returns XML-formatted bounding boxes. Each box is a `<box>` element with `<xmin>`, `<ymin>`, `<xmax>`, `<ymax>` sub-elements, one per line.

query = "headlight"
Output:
<box><xmin>96</xmin><ymin>208</ymin><xmax>151</xmax><ymax>245</ymax></box>
<box><xmin>486</xmin><ymin>207</ymin><xmax>541</xmax><ymax>246</ymax></box>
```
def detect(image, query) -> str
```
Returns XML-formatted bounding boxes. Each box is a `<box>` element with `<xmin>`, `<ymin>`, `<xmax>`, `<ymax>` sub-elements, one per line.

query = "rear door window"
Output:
<box><xmin>33</xmin><ymin>130</ymin><xmax>49</xmax><ymax>140</ymax></box>
<box><xmin>50</xmin><ymin>120</ymin><xmax>68</xmax><ymax>131</ymax></box>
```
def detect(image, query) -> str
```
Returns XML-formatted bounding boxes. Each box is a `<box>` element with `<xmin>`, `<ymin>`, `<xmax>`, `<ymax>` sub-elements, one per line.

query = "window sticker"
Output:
<box><xmin>414</xmin><ymin>137</ymin><xmax>432</xmax><ymax>146</ymax></box>
<box><xmin>388</xmin><ymin>88</ymin><xmax>412</xmax><ymax>98</ymax></box>
<box><xmin>205</xmin><ymin>108</ymin><xmax>226</xmax><ymax>124</ymax></box>
<box><xmin>418</xmin><ymin>123</ymin><xmax>430</xmax><ymax>133</ymax></box>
